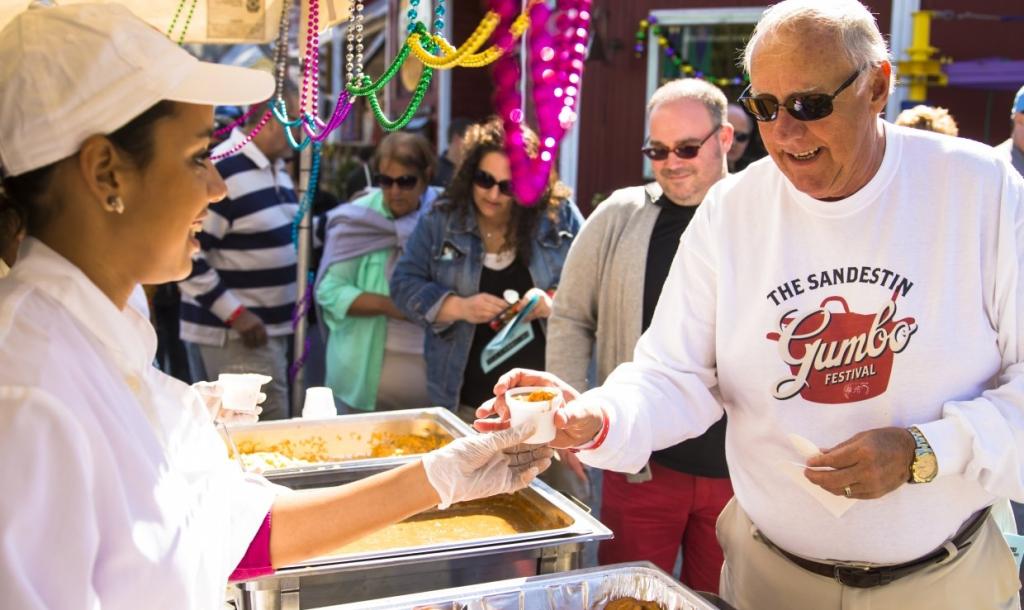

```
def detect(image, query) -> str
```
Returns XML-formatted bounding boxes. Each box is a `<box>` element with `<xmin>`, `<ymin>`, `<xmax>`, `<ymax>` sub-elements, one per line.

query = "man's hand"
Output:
<box><xmin>557</xmin><ymin>448</ymin><xmax>588</xmax><ymax>483</ymax></box>
<box><xmin>803</xmin><ymin>427</ymin><xmax>916</xmax><ymax>499</ymax></box>
<box><xmin>232</xmin><ymin>309</ymin><xmax>268</xmax><ymax>348</ymax></box>
<box><xmin>474</xmin><ymin>368</ymin><xmax>604</xmax><ymax>450</ymax></box>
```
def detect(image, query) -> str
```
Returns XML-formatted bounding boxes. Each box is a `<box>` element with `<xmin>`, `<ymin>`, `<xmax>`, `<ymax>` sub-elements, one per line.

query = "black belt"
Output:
<box><xmin>758</xmin><ymin>507</ymin><xmax>991</xmax><ymax>589</ymax></box>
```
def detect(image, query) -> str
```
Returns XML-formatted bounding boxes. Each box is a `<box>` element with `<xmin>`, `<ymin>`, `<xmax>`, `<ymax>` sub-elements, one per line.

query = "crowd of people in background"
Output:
<box><xmin>3</xmin><ymin>12</ymin><xmax>1024</xmax><ymax>595</ymax></box>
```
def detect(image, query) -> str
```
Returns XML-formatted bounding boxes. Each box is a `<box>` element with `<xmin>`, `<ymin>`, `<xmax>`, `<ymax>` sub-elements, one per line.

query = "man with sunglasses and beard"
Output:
<box><xmin>480</xmin><ymin>1</ymin><xmax>1024</xmax><ymax>608</ymax></box>
<box><xmin>547</xmin><ymin>78</ymin><xmax>734</xmax><ymax>594</ymax></box>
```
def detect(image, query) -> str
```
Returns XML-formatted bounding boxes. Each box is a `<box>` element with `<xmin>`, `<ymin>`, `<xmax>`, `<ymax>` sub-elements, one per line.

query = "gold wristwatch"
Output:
<box><xmin>907</xmin><ymin>426</ymin><xmax>938</xmax><ymax>484</ymax></box>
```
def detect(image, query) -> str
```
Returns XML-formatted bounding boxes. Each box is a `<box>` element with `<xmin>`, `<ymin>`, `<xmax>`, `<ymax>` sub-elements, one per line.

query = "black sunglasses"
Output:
<box><xmin>734</xmin><ymin>132</ymin><xmax>751</xmax><ymax>143</ymax></box>
<box><xmin>376</xmin><ymin>174</ymin><xmax>419</xmax><ymax>190</ymax></box>
<box><xmin>738</xmin><ymin>69</ymin><xmax>861</xmax><ymax>122</ymax></box>
<box><xmin>473</xmin><ymin>169</ymin><xmax>513</xmax><ymax>196</ymax></box>
<box><xmin>641</xmin><ymin>124</ymin><xmax>722</xmax><ymax>161</ymax></box>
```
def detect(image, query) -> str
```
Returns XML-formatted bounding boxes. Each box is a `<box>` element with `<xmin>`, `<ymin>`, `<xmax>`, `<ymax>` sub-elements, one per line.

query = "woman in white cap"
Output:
<box><xmin>0</xmin><ymin>4</ymin><xmax>551</xmax><ymax>609</ymax></box>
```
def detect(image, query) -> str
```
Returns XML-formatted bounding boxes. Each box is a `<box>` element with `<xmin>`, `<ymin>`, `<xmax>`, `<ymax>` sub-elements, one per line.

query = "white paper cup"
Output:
<box><xmin>303</xmin><ymin>386</ymin><xmax>337</xmax><ymax>419</ymax></box>
<box><xmin>505</xmin><ymin>386</ymin><xmax>559</xmax><ymax>444</ymax></box>
<box><xmin>217</xmin><ymin>373</ymin><xmax>271</xmax><ymax>413</ymax></box>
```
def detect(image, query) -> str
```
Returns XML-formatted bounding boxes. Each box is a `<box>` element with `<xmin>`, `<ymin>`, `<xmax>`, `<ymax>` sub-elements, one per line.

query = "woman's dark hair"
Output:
<box><xmin>0</xmin><ymin>100</ymin><xmax>177</xmax><ymax>238</ymax></box>
<box><xmin>373</xmin><ymin>131</ymin><xmax>437</xmax><ymax>182</ymax></box>
<box><xmin>441</xmin><ymin>117</ymin><xmax>571</xmax><ymax>264</ymax></box>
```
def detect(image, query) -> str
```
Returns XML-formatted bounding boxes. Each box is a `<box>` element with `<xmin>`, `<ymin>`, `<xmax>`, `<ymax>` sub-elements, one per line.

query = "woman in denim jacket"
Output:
<box><xmin>390</xmin><ymin>117</ymin><xmax>583</xmax><ymax>416</ymax></box>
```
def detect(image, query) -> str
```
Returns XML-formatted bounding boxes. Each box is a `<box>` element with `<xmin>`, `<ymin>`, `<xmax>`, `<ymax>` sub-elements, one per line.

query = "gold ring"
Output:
<box><xmin>843</xmin><ymin>486</ymin><xmax>853</xmax><ymax>498</ymax></box>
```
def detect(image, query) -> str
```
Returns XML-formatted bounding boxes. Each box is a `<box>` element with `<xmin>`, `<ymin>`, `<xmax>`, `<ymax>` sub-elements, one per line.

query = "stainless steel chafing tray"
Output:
<box><xmin>222</xmin><ymin>407</ymin><xmax>474</xmax><ymax>478</ymax></box>
<box><xmin>235</xmin><ymin>466</ymin><xmax>611</xmax><ymax>610</ymax></box>
<box><xmin>315</xmin><ymin>562</ymin><xmax>725</xmax><ymax>610</ymax></box>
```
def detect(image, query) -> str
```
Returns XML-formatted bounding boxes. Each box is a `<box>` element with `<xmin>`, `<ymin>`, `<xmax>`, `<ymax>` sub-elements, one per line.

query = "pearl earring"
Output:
<box><xmin>106</xmin><ymin>195</ymin><xmax>125</xmax><ymax>214</ymax></box>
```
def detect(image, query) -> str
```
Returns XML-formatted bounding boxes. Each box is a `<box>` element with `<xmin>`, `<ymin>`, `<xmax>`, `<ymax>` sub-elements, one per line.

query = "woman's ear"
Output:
<box><xmin>77</xmin><ymin>134</ymin><xmax>127</xmax><ymax>211</ymax></box>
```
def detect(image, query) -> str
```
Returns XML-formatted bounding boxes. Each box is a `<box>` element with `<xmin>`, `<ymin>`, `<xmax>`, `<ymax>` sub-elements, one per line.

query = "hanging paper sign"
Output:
<box><xmin>207</xmin><ymin>0</ymin><xmax>268</xmax><ymax>41</ymax></box>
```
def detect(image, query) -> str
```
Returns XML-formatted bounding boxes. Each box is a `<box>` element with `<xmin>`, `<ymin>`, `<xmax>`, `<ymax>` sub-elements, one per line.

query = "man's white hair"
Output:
<box><xmin>742</xmin><ymin>0</ymin><xmax>894</xmax><ymax>93</ymax></box>
<box><xmin>646</xmin><ymin>78</ymin><xmax>728</xmax><ymax>126</ymax></box>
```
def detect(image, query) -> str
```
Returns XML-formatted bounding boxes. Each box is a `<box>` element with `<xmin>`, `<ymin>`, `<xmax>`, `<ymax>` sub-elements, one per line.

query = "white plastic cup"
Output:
<box><xmin>217</xmin><ymin>373</ymin><xmax>272</xmax><ymax>413</ymax></box>
<box><xmin>505</xmin><ymin>386</ymin><xmax>559</xmax><ymax>444</ymax></box>
<box><xmin>302</xmin><ymin>386</ymin><xmax>337</xmax><ymax>419</ymax></box>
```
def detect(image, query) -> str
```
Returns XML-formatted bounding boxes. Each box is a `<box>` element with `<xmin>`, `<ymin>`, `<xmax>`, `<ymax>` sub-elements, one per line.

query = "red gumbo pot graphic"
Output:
<box><xmin>765</xmin><ymin>292</ymin><xmax>917</xmax><ymax>403</ymax></box>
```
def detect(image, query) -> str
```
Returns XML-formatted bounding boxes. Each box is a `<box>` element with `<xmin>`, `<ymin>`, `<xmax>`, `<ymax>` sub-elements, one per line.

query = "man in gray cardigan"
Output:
<box><xmin>547</xmin><ymin>79</ymin><xmax>735</xmax><ymax>593</ymax></box>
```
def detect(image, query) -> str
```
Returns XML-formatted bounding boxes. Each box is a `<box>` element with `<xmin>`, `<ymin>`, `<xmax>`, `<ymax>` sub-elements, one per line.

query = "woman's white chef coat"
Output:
<box><xmin>0</xmin><ymin>238</ymin><xmax>280</xmax><ymax>609</ymax></box>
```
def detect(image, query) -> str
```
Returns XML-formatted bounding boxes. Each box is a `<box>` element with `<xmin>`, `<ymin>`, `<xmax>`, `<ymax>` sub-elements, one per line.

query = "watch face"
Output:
<box><xmin>913</xmin><ymin>453</ymin><xmax>938</xmax><ymax>482</ymax></box>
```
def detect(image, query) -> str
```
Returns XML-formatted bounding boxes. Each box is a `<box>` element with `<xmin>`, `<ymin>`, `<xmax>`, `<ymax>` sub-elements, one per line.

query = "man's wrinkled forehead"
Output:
<box><xmin>749</xmin><ymin>24</ymin><xmax>853</xmax><ymax>94</ymax></box>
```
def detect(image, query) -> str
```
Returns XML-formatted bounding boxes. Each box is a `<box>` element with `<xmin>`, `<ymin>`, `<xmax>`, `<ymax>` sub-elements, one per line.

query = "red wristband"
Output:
<box><xmin>225</xmin><ymin>305</ymin><xmax>246</xmax><ymax>327</ymax></box>
<box><xmin>569</xmin><ymin>407</ymin><xmax>609</xmax><ymax>453</ymax></box>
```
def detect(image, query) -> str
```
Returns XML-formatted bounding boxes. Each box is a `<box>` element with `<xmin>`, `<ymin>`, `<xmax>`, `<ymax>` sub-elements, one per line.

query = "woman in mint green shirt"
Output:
<box><xmin>316</xmin><ymin>133</ymin><xmax>440</xmax><ymax>411</ymax></box>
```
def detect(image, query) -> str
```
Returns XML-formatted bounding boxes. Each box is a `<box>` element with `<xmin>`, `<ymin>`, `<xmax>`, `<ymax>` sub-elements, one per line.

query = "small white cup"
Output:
<box><xmin>217</xmin><ymin>373</ymin><xmax>272</xmax><ymax>413</ymax></box>
<box><xmin>505</xmin><ymin>386</ymin><xmax>559</xmax><ymax>444</ymax></box>
<box><xmin>302</xmin><ymin>386</ymin><xmax>337</xmax><ymax>419</ymax></box>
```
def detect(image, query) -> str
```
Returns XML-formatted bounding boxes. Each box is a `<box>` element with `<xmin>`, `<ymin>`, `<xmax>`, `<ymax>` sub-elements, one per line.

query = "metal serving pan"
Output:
<box><xmin>316</xmin><ymin>562</ymin><xmax>723</xmax><ymax>610</ymax></box>
<box><xmin>235</xmin><ymin>468</ymin><xmax>611</xmax><ymax>610</ymax></box>
<box><xmin>222</xmin><ymin>407</ymin><xmax>474</xmax><ymax>478</ymax></box>
<box><xmin>274</xmin><ymin>468</ymin><xmax>600</xmax><ymax>568</ymax></box>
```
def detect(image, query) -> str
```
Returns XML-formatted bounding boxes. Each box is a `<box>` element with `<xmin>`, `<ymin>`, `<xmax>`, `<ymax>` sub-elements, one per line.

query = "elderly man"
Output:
<box><xmin>547</xmin><ymin>78</ymin><xmax>733</xmax><ymax>593</ymax></box>
<box><xmin>480</xmin><ymin>1</ymin><xmax>1024</xmax><ymax>608</ymax></box>
<box><xmin>726</xmin><ymin>103</ymin><xmax>754</xmax><ymax>172</ymax></box>
<box><xmin>995</xmin><ymin>85</ymin><xmax>1024</xmax><ymax>177</ymax></box>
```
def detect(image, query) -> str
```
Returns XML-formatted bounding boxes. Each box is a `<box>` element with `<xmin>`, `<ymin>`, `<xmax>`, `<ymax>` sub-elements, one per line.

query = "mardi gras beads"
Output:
<box><xmin>166</xmin><ymin>0</ymin><xmax>198</xmax><ymax>45</ymax></box>
<box><xmin>491</xmin><ymin>0</ymin><xmax>591</xmax><ymax>205</ymax></box>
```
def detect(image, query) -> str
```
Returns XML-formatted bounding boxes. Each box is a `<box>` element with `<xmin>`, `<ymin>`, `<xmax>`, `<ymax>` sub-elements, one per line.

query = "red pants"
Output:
<box><xmin>598</xmin><ymin>461</ymin><xmax>734</xmax><ymax>594</ymax></box>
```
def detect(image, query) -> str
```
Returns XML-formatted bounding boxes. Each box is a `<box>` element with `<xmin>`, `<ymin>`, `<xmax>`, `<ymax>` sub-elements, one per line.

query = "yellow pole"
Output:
<box><xmin>897</xmin><ymin>11</ymin><xmax>947</xmax><ymax>103</ymax></box>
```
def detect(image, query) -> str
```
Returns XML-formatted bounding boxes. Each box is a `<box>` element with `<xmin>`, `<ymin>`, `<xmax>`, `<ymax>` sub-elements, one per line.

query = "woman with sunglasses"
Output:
<box><xmin>316</xmin><ymin>132</ymin><xmax>440</xmax><ymax>412</ymax></box>
<box><xmin>0</xmin><ymin>6</ymin><xmax>551</xmax><ymax>608</ymax></box>
<box><xmin>390</xmin><ymin>117</ymin><xmax>583</xmax><ymax>421</ymax></box>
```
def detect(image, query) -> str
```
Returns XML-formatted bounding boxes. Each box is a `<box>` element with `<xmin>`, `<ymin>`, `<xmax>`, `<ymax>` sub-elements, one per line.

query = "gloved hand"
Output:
<box><xmin>421</xmin><ymin>425</ymin><xmax>554</xmax><ymax>509</ymax></box>
<box><xmin>193</xmin><ymin>381</ymin><xmax>265</xmax><ymax>425</ymax></box>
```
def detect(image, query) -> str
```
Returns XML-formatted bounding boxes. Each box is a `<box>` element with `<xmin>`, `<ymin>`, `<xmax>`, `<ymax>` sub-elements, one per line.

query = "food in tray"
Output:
<box><xmin>366</xmin><ymin>431</ymin><xmax>451</xmax><ymax>457</ymax></box>
<box><xmin>332</xmin><ymin>512</ymin><xmax>525</xmax><ymax>554</ymax></box>
<box><xmin>240</xmin><ymin>451</ymin><xmax>318</xmax><ymax>471</ymax></box>
<box><xmin>234</xmin><ymin>431</ymin><xmax>452</xmax><ymax>470</ymax></box>
<box><xmin>322</xmin><ymin>494</ymin><xmax>568</xmax><ymax>556</ymax></box>
<box><xmin>602</xmin><ymin>598</ymin><xmax>666</xmax><ymax>610</ymax></box>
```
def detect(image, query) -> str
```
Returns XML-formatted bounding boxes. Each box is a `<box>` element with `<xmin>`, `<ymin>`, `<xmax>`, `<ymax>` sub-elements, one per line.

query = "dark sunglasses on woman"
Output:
<box><xmin>376</xmin><ymin>174</ymin><xmax>419</xmax><ymax>190</ymax></box>
<box><xmin>737</xmin><ymin>69</ymin><xmax>861</xmax><ymax>122</ymax></box>
<box><xmin>473</xmin><ymin>169</ymin><xmax>513</xmax><ymax>196</ymax></box>
<box><xmin>641</xmin><ymin>124</ymin><xmax>721</xmax><ymax>161</ymax></box>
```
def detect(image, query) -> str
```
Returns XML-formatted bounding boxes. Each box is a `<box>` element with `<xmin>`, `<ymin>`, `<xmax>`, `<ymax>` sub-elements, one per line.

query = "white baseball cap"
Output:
<box><xmin>0</xmin><ymin>3</ymin><xmax>275</xmax><ymax>177</ymax></box>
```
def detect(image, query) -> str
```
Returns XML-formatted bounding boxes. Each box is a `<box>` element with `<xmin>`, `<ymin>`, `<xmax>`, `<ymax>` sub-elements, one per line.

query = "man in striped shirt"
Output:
<box><xmin>179</xmin><ymin>96</ymin><xmax>299</xmax><ymax>420</ymax></box>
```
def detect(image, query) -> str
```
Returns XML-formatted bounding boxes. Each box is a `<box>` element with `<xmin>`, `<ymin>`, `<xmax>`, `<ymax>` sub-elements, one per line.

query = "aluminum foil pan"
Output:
<box><xmin>317</xmin><ymin>562</ymin><xmax>721</xmax><ymax>610</ymax></box>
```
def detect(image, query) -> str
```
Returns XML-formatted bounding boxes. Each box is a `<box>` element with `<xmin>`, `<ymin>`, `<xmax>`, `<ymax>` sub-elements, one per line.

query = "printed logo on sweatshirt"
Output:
<box><xmin>764</xmin><ymin>266</ymin><xmax>918</xmax><ymax>403</ymax></box>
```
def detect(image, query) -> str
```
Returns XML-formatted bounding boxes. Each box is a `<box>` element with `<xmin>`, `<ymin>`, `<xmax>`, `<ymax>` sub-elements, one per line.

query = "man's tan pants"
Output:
<box><xmin>717</xmin><ymin>499</ymin><xmax>1020</xmax><ymax>610</ymax></box>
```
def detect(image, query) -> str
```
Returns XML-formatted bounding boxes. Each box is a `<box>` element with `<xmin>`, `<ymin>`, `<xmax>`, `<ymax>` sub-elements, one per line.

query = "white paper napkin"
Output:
<box><xmin>779</xmin><ymin>433</ymin><xmax>856</xmax><ymax>518</ymax></box>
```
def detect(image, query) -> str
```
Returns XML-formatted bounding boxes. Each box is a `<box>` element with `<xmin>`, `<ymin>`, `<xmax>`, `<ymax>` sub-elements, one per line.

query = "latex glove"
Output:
<box><xmin>422</xmin><ymin>425</ymin><xmax>554</xmax><ymax>509</ymax></box>
<box><xmin>193</xmin><ymin>381</ymin><xmax>265</xmax><ymax>425</ymax></box>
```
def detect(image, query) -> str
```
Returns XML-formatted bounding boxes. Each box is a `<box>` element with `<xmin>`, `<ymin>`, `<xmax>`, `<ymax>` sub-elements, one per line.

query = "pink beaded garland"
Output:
<box><xmin>490</xmin><ymin>0</ymin><xmax>591</xmax><ymax>206</ymax></box>
<box><xmin>211</xmin><ymin>110</ymin><xmax>273</xmax><ymax>161</ymax></box>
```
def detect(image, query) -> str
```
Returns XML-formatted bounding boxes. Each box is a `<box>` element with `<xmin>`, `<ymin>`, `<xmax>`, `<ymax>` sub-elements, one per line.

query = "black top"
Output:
<box><xmin>460</xmin><ymin>257</ymin><xmax>546</xmax><ymax>407</ymax></box>
<box><xmin>643</xmin><ymin>195</ymin><xmax>729</xmax><ymax>478</ymax></box>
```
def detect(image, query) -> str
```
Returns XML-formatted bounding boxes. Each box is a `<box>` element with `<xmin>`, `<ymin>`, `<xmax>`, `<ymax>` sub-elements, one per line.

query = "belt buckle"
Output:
<box><xmin>832</xmin><ymin>562</ymin><xmax>881</xmax><ymax>588</ymax></box>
